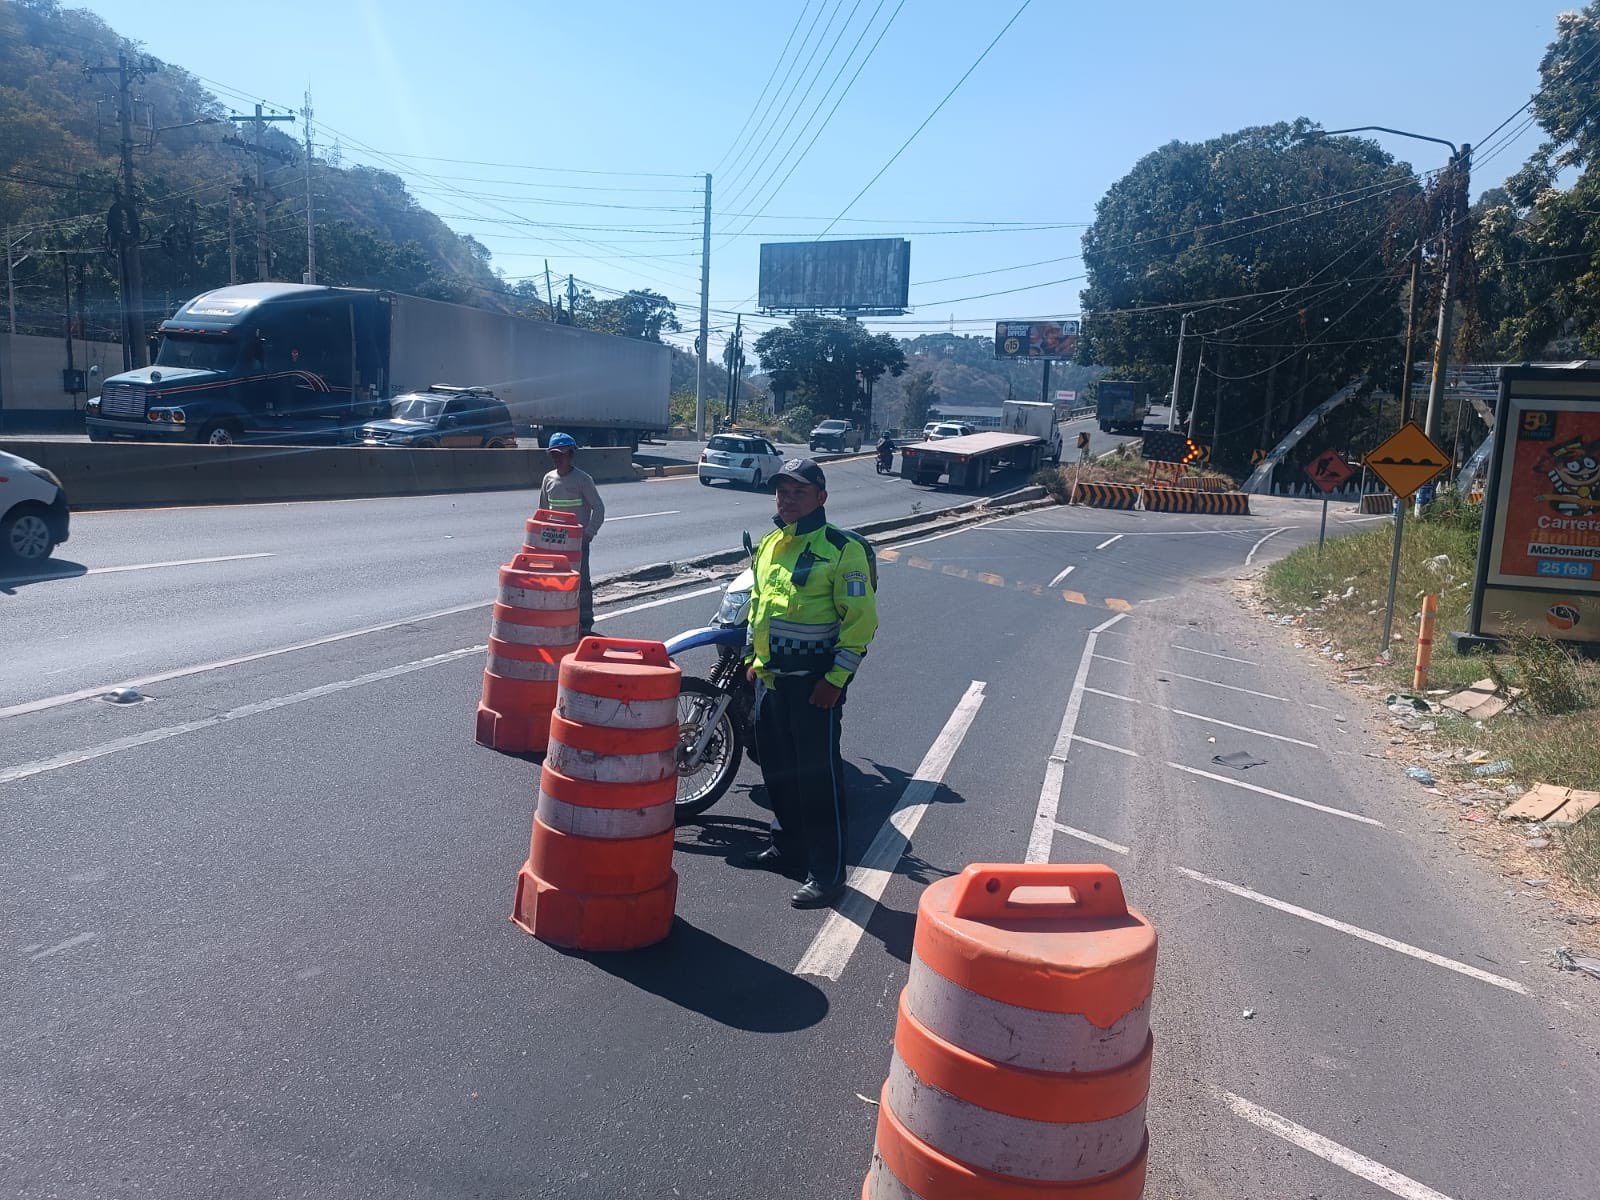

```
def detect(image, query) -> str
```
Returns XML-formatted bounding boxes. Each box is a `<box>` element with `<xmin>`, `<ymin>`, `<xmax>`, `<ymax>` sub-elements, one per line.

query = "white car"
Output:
<box><xmin>928</xmin><ymin>422</ymin><xmax>975</xmax><ymax>440</ymax></box>
<box><xmin>1</xmin><ymin>450</ymin><xmax>71</xmax><ymax>565</ymax></box>
<box><xmin>698</xmin><ymin>434</ymin><xmax>785</xmax><ymax>490</ymax></box>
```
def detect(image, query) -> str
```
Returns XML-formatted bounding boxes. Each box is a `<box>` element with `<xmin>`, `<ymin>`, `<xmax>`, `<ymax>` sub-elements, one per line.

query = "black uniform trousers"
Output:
<box><xmin>754</xmin><ymin>674</ymin><xmax>848</xmax><ymax>889</ymax></box>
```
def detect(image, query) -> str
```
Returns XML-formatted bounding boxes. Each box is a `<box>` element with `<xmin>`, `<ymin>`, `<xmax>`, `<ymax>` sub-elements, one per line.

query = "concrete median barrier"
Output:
<box><xmin>0</xmin><ymin>440</ymin><xmax>636</xmax><ymax>508</ymax></box>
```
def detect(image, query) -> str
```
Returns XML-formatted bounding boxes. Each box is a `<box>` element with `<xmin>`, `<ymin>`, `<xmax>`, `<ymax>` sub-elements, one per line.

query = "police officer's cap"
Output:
<box><xmin>774</xmin><ymin>457</ymin><xmax>827</xmax><ymax>489</ymax></box>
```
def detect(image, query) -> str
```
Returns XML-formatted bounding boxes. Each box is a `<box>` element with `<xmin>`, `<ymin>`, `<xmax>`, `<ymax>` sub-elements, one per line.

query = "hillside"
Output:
<box><xmin>0</xmin><ymin>0</ymin><xmax>509</xmax><ymax>342</ymax></box>
<box><xmin>871</xmin><ymin>334</ymin><xmax>1103</xmax><ymax>426</ymax></box>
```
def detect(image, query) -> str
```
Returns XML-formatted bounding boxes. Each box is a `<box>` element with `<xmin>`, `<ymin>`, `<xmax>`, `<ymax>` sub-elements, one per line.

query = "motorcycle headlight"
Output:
<box><xmin>715</xmin><ymin>589</ymin><xmax>751</xmax><ymax>626</ymax></box>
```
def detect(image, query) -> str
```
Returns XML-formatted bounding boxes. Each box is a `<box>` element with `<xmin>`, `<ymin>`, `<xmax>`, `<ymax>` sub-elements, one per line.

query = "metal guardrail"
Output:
<box><xmin>1067</xmin><ymin>405</ymin><xmax>1096</xmax><ymax>420</ymax></box>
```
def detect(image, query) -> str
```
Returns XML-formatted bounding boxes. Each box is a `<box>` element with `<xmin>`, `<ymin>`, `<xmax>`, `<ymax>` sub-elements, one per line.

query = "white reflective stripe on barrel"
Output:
<box><xmin>486</xmin><ymin>653</ymin><xmax>563</xmax><ymax>682</ymax></box>
<box><xmin>536</xmin><ymin>790</ymin><xmax>675</xmax><ymax>839</ymax></box>
<box><xmin>904</xmin><ymin>952</ymin><xmax>1148</xmax><ymax>1073</ymax></box>
<box><xmin>491</xmin><ymin>617</ymin><xmax>580</xmax><ymax>647</ymax></box>
<box><xmin>498</xmin><ymin>584</ymin><xmax>579</xmax><ymax>611</ymax></box>
<box><xmin>864</xmin><ymin>1155</ymin><xmax>921</xmax><ymax>1200</ymax></box>
<box><xmin>556</xmin><ymin>686</ymin><xmax>678</xmax><ymax>730</ymax></box>
<box><xmin>884</xmin><ymin>1054</ymin><xmax>1146</xmax><ymax>1183</ymax></box>
<box><xmin>545</xmin><ymin>741</ymin><xmax>676</xmax><ymax>785</ymax></box>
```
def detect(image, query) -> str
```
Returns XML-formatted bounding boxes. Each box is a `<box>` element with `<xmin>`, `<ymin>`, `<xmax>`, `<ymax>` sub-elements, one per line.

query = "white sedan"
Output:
<box><xmin>698</xmin><ymin>434</ymin><xmax>785</xmax><ymax>490</ymax></box>
<box><xmin>1</xmin><ymin>450</ymin><xmax>71</xmax><ymax>565</ymax></box>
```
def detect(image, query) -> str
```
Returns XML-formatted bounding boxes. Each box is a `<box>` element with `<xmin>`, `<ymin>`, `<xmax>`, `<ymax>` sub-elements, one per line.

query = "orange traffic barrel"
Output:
<box><xmin>864</xmin><ymin>863</ymin><xmax>1156</xmax><ymax>1199</ymax></box>
<box><xmin>522</xmin><ymin>507</ymin><xmax>584</xmax><ymax>566</ymax></box>
<box><xmin>475</xmin><ymin>553</ymin><xmax>581</xmax><ymax>753</ymax></box>
<box><xmin>511</xmin><ymin>637</ymin><xmax>683</xmax><ymax>951</ymax></box>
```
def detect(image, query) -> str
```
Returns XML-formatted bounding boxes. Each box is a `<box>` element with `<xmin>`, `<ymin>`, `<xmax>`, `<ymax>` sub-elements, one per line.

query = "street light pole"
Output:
<box><xmin>1167</xmin><ymin>310</ymin><xmax>1189</xmax><ymax>431</ymax></box>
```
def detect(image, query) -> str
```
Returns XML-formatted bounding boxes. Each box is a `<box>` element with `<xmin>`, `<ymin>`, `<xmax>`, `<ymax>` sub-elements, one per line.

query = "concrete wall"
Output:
<box><xmin>0</xmin><ymin>332</ymin><xmax>123</xmax><ymax>417</ymax></box>
<box><xmin>0</xmin><ymin>441</ymin><xmax>637</xmax><ymax>509</ymax></box>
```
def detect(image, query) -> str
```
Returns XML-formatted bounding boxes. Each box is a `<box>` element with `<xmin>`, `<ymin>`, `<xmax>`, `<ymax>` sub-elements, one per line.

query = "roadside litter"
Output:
<box><xmin>1553</xmin><ymin>947</ymin><xmax>1600</xmax><ymax>981</ymax></box>
<box><xmin>1472</xmin><ymin>760</ymin><xmax>1514</xmax><ymax>778</ymax></box>
<box><xmin>1499</xmin><ymin>784</ymin><xmax>1600</xmax><ymax>826</ymax></box>
<box><xmin>1405</xmin><ymin>766</ymin><xmax>1437</xmax><ymax>786</ymax></box>
<box><xmin>1213</xmin><ymin>750</ymin><xmax>1267</xmax><ymax>770</ymax></box>
<box><xmin>1439</xmin><ymin>678</ymin><xmax>1524</xmax><ymax>721</ymax></box>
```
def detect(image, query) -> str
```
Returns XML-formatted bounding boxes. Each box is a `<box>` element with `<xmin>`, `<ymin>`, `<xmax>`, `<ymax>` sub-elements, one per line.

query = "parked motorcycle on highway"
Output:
<box><xmin>664</xmin><ymin>534</ymin><xmax>760</xmax><ymax>822</ymax></box>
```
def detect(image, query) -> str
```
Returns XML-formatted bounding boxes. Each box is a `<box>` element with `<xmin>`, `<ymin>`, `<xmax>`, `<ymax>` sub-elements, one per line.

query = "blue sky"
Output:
<box><xmin>81</xmin><ymin>0</ymin><xmax>1564</xmax><ymax>359</ymax></box>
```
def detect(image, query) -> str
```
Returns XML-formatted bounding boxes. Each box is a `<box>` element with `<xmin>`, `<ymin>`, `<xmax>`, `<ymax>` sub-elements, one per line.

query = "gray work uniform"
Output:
<box><xmin>540</xmin><ymin>465</ymin><xmax>605</xmax><ymax>632</ymax></box>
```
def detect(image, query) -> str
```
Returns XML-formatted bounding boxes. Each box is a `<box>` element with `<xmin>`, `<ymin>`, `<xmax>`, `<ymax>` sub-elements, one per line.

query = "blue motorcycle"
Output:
<box><xmin>664</xmin><ymin>536</ymin><xmax>760</xmax><ymax>821</ymax></box>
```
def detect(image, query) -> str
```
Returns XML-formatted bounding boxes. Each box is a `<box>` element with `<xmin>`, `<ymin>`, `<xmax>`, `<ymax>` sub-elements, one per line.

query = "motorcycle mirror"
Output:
<box><xmin>742</xmin><ymin>531</ymin><xmax>754</xmax><ymax>557</ymax></box>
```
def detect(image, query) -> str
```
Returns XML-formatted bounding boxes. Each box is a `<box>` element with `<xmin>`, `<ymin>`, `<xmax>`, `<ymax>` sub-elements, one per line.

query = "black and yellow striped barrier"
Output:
<box><xmin>1072</xmin><ymin>481</ymin><xmax>1142</xmax><ymax>509</ymax></box>
<box><xmin>1140</xmin><ymin>487</ymin><xmax>1251</xmax><ymax>515</ymax></box>
<box><xmin>1358</xmin><ymin>492</ymin><xmax>1394</xmax><ymax>515</ymax></box>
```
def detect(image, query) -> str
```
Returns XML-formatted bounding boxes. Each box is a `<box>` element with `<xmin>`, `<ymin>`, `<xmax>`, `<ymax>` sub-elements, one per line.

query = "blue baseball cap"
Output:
<box><xmin>548</xmin><ymin>432</ymin><xmax>577</xmax><ymax>450</ymax></box>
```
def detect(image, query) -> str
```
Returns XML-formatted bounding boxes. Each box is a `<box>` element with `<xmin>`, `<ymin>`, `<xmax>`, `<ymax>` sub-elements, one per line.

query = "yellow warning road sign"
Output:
<box><xmin>1365</xmin><ymin>421</ymin><xmax>1449</xmax><ymax>499</ymax></box>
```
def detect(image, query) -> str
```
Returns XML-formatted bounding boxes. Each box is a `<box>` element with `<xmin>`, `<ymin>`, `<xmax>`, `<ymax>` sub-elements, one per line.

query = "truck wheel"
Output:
<box><xmin>3</xmin><ymin>503</ymin><xmax>57</xmax><ymax>564</ymax></box>
<box><xmin>198</xmin><ymin>421</ymin><xmax>242</xmax><ymax>446</ymax></box>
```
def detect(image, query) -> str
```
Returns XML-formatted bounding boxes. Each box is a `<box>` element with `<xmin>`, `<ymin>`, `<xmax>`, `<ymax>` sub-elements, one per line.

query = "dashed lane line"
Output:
<box><xmin>1218</xmin><ymin>1091</ymin><xmax>1459</xmax><ymax>1200</ymax></box>
<box><xmin>879</xmin><ymin>548</ymin><xmax>1133</xmax><ymax>614</ymax></box>
<box><xmin>1047</xmin><ymin>564</ymin><xmax>1076</xmax><ymax>587</ymax></box>
<box><xmin>1178</xmin><ymin>867</ymin><xmax>1527</xmax><ymax>995</ymax></box>
<box><xmin>1172</xmin><ymin>644</ymin><xmax>1257</xmax><ymax>666</ymax></box>
<box><xmin>1081</xmin><ymin>687</ymin><xmax>1319</xmax><ymax>748</ymax></box>
<box><xmin>1167</xmin><ymin>762</ymin><xmax>1384</xmax><ymax>827</ymax></box>
<box><xmin>1071</xmin><ymin>735</ymin><xmax>1139</xmax><ymax>757</ymax></box>
<box><xmin>1053</xmin><ymin>823</ymin><xmax>1130</xmax><ymax>856</ymax></box>
<box><xmin>1094</xmin><ymin>534</ymin><xmax>1124</xmax><ymax>551</ymax></box>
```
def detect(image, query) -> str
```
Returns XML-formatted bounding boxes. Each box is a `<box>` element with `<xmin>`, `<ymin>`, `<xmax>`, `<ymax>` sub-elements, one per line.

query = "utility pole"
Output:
<box><xmin>1398</xmin><ymin>244</ymin><xmax>1421</xmax><ymax>426</ymax></box>
<box><xmin>301</xmin><ymin>90</ymin><xmax>317</xmax><ymax>284</ymax></box>
<box><xmin>695</xmin><ymin>172</ymin><xmax>711</xmax><ymax>439</ymax></box>
<box><xmin>1186</xmin><ymin>348</ymin><xmax>1205</xmax><ymax>438</ymax></box>
<box><xmin>1422</xmin><ymin>143</ymin><xmax>1471</xmax><ymax>444</ymax></box>
<box><xmin>567</xmin><ymin>273</ymin><xmax>578</xmax><ymax>323</ymax></box>
<box><xmin>86</xmin><ymin>52</ymin><xmax>156</xmax><ymax>369</ymax></box>
<box><xmin>226</xmin><ymin>103</ymin><xmax>295</xmax><ymax>281</ymax></box>
<box><xmin>1040</xmin><ymin>357</ymin><xmax>1052</xmax><ymax>405</ymax></box>
<box><xmin>544</xmin><ymin>259</ymin><xmax>555</xmax><ymax>316</ymax></box>
<box><xmin>227</xmin><ymin>185</ymin><xmax>240</xmax><ymax>284</ymax></box>
<box><xmin>6</xmin><ymin>225</ymin><xmax>27</xmax><ymax>334</ymax></box>
<box><xmin>1167</xmin><ymin>311</ymin><xmax>1190</xmax><ymax>430</ymax></box>
<box><xmin>725</xmin><ymin>313</ymin><xmax>743</xmax><ymax>425</ymax></box>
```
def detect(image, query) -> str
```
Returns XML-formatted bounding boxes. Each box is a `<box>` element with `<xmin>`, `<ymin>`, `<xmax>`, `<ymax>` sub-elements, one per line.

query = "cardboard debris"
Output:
<box><xmin>1500</xmin><ymin>784</ymin><xmax>1600</xmax><ymax>826</ymax></box>
<box><xmin>1439</xmin><ymin>678</ymin><xmax>1524</xmax><ymax>721</ymax></box>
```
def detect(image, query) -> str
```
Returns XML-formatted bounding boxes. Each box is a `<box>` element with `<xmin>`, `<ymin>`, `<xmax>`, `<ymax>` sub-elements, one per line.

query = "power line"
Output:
<box><xmin>710</xmin><ymin>1</ymin><xmax>818</xmax><ymax>178</ymax></box>
<box><xmin>718</xmin><ymin>0</ymin><xmax>835</xmax><ymax>197</ymax></box>
<box><xmin>813</xmin><ymin>0</ymin><xmax>1033</xmax><ymax>240</ymax></box>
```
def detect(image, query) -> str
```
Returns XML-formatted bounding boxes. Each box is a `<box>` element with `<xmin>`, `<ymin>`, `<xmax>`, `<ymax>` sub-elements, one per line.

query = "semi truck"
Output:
<box><xmin>85</xmin><ymin>283</ymin><xmax>670</xmax><ymax>448</ymax></box>
<box><xmin>899</xmin><ymin>399</ymin><xmax>1062</xmax><ymax>489</ymax></box>
<box><xmin>1096</xmin><ymin>380</ymin><xmax>1151</xmax><ymax>435</ymax></box>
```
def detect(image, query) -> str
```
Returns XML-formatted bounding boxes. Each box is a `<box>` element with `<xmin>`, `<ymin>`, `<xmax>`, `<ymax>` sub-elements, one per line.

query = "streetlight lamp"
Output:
<box><xmin>1296</xmin><ymin>125</ymin><xmax>1472</xmax><ymax>445</ymax></box>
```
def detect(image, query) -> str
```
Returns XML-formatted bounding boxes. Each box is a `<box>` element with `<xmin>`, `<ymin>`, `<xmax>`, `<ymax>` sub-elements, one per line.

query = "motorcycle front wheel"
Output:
<box><xmin>675</xmin><ymin>677</ymin><xmax>745</xmax><ymax>822</ymax></box>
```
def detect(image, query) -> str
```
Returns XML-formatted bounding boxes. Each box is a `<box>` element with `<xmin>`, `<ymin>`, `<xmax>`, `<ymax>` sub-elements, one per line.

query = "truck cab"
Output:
<box><xmin>85</xmin><ymin>283</ymin><xmax>386</xmax><ymax>445</ymax></box>
<box><xmin>1000</xmin><ymin>399</ymin><xmax>1063</xmax><ymax>463</ymax></box>
<box><xmin>1096</xmin><ymin>381</ymin><xmax>1151</xmax><ymax>435</ymax></box>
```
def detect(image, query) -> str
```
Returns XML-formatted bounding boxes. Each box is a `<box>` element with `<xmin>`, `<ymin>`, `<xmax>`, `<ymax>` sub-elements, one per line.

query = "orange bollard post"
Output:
<box><xmin>522</xmin><ymin>507</ymin><xmax>585</xmax><ymax>567</ymax></box>
<box><xmin>511</xmin><ymin>637</ymin><xmax>683</xmax><ymax>951</ymax></box>
<box><xmin>475</xmin><ymin>553</ymin><xmax>581</xmax><ymax>753</ymax></box>
<box><xmin>1414</xmin><ymin>592</ymin><xmax>1438</xmax><ymax>692</ymax></box>
<box><xmin>864</xmin><ymin>863</ymin><xmax>1156</xmax><ymax>1200</ymax></box>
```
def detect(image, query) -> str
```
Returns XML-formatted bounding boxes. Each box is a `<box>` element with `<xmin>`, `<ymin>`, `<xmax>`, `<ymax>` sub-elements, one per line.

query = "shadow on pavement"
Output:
<box><xmin>0</xmin><ymin>558</ymin><xmax>87</xmax><ymax>595</ymax></box>
<box><xmin>583</xmin><ymin>916</ymin><xmax>829</xmax><ymax>1032</ymax></box>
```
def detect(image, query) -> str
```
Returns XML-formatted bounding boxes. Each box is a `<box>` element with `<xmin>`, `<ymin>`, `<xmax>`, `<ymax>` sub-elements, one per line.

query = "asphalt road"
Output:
<box><xmin>8</xmin><ymin>491</ymin><xmax>1592</xmax><ymax>1199</ymax></box>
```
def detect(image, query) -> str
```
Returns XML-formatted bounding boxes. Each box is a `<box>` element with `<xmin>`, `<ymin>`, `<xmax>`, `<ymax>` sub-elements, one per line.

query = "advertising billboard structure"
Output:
<box><xmin>757</xmin><ymin>239</ymin><xmax>911</xmax><ymax>315</ymax></box>
<box><xmin>994</xmin><ymin>319</ymin><xmax>1079</xmax><ymax>360</ymax></box>
<box><xmin>1466</xmin><ymin>365</ymin><xmax>1600</xmax><ymax>648</ymax></box>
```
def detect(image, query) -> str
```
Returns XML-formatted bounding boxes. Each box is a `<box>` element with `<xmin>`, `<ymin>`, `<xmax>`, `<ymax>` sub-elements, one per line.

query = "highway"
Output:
<box><xmin>10</xmin><ymin>460</ymin><xmax>1590</xmax><ymax>1199</ymax></box>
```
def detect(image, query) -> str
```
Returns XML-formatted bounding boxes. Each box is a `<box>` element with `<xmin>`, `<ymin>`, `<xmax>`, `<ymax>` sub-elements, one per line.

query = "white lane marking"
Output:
<box><xmin>1160</xmin><ymin>669</ymin><xmax>1295</xmax><ymax>703</ymax></box>
<box><xmin>890</xmin><ymin>516</ymin><xmax>1010</xmax><ymax>549</ymax></box>
<box><xmin>2</xmin><ymin>552</ymin><xmax>276</xmax><ymax>586</ymax></box>
<box><xmin>0</xmin><ymin>647</ymin><xmax>484</xmax><ymax>786</ymax></box>
<box><xmin>1219</xmin><ymin>1091</ymin><xmax>1458</xmax><ymax>1200</ymax></box>
<box><xmin>1244</xmin><ymin>526</ymin><xmax>1290</xmax><ymax>566</ymax></box>
<box><xmin>1047</xmin><ymin>563</ymin><xmax>1076</xmax><ymax>587</ymax></box>
<box><xmin>1172</xmin><ymin>644</ymin><xmax>1257</xmax><ymax>666</ymax></box>
<box><xmin>1072</xmin><ymin>735</ymin><xmax>1139</xmax><ymax>757</ymax></box>
<box><xmin>1082</xmin><ymin>688</ymin><xmax>1318</xmax><ymax>748</ymax></box>
<box><xmin>1053</xmin><ymin>823</ymin><xmax>1130</xmax><ymax>855</ymax></box>
<box><xmin>607</xmin><ymin>510</ymin><xmax>680</xmax><ymax>522</ymax></box>
<box><xmin>1091</xmin><ymin>653</ymin><xmax>1134</xmax><ymax>667</ymax></box>
<box><xmin>795</xmin><ymin>681</ymin><xmax>987</xmax><ymax>981</ymax></box>
<box><xmin>28</xmin><ymin>932</ymin><xmax>98</xmax><ymax>961</ymax></box>
<box><xmin>593</xmin><ymin>584</ymin><xmax>721</xmax><ymax>622</ymax></box>
<box><xmin>1167</xmin><ymin>762</ymin><xmax>1383</xmax><ymax>826</ymax></box>
<box><xmin>996</xmin><ymin>527</ymin><xmax>1257</xmax><ymax>537</ymax></box>
<box><xmin>1340</xmin><ymin>513</ymin><xmax>1393</xmax><ymax>524</ymax></box>
<box><xmin>1094</xmin><ymin>534</ymin><xmax>1123</xmax><ymax>551</ymax></box>
<box><xmin>0</xmin><ymin>581</ymin><xmax>720</xmax><ymax>721</ymax></box>
<box><xmin>1167</xmin><ymin>707</ymin><xmax>1319</xmax><ymax>748</ymax></box>
<box><xmin>1026</xmin><ymin>612</ymin><xmax>1127</xmax><ymax>864</ymax></box>
<box><xmin>1178</xmin><ymin>867</ymin><xmax>1527</xmax><ymax>995</ymax></box>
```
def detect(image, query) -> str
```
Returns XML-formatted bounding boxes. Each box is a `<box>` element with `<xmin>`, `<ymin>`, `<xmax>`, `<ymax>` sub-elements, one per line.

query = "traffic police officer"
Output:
<box><xmin>741</xmin><ymin>457</ymin><xmax>879</xmax><ymax>909</ymax></box>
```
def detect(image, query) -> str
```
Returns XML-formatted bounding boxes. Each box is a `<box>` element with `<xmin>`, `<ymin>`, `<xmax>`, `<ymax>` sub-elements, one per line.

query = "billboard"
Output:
<box><xmin>995</xmin><ymin>319</ymin><xmax>1079</xmax><ymax>360</ymax></box>
<box><xmin>1470</xmin><ymin>366</ymin><xmax>1600</xmax><ymax>645</ymax></box>
<box><xmin>758</xmin><ymin>238</ymin><xmax>911</xmax><ymax>314</ymax></box>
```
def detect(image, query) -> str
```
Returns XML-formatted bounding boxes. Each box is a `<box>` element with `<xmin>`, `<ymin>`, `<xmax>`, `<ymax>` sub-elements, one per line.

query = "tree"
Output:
<box><xmin>752</xmin><ymin>315</ymin><xmax>907</xmax><ymax>420</ymax></box>
<box><xmin>1077</xmin><ymin>120</ymin><xmax>1422</xmax><ymax>464</ymax></box>
<box><xmin>587</xmin><ymin>289</ymin><xmax>681</xmax><ymax>342</ymax></box>
<box><xmin>901</xmin><ymin>370</ymin><xmax>940</xmax><ymax>431</ymax></box>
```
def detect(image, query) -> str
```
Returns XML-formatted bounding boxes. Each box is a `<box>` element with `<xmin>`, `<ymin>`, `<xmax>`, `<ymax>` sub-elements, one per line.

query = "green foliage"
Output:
<box><xmin>1078</xmin><ymin>121</ymin><xmax>1421</xmax><ymax>467</ymax></box>
<box><xmin>901</xmin><ymin>370</ymin><xmax>940</xmax><ymax>431</ymax></box>
<box><xmin>1485</xmin><ymin>630</ymin><xmax>1591</xmax><ymax>717</ymax></box>
<box><xmin>777</xmin><ymin>403</ymin><xmax>815</xmax><ymax>443</ymax></box>
<box><xmin>752</xmin><ymin>315</ymin><xmax>907</xmax><ymax>420</ymax></box>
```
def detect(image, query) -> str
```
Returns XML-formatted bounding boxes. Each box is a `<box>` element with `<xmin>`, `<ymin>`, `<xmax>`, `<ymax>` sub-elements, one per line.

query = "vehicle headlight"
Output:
<box><xmin>24</xmin><ymin>465</ymin><xmax>63</xmax><ymax>490</ymax></box>
<box><xmin>86</xmin><ymin>395</ymin><xmax>101</xmax><ymax>413</ymax></box>
<box><xmin>716</xmin><ymin>589</ymin><xmax>752</xmax><ymax>626</ymax></box>
<box><xmin>170</xmin><ymin>409</ymin><xmax>186</xmax><ymax>425</ymax></box>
